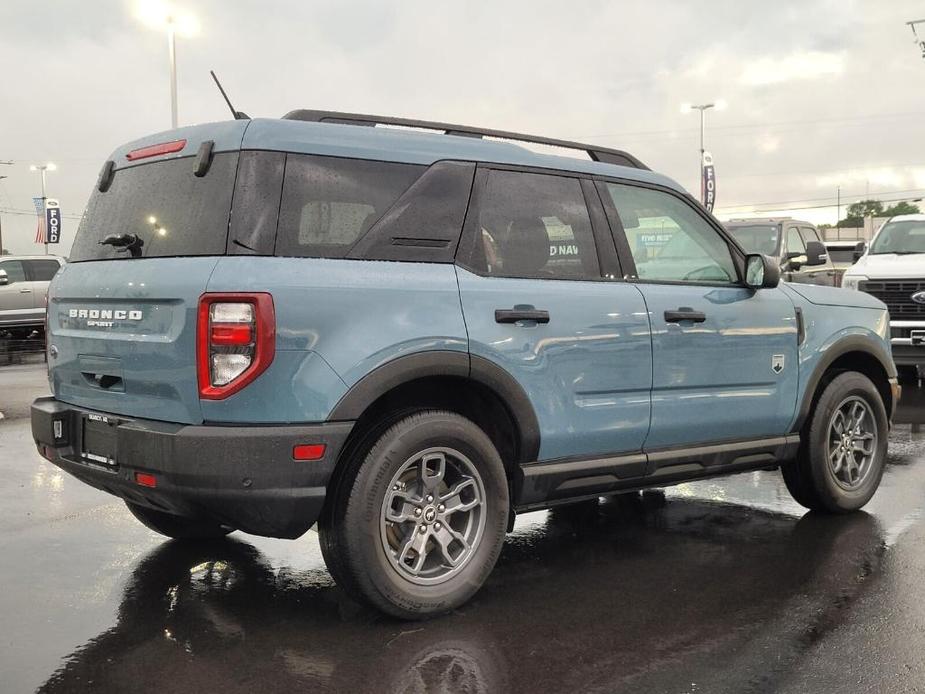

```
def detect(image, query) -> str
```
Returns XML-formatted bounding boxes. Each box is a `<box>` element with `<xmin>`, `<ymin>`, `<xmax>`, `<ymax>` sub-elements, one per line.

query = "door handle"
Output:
<box><xmin>664</xmin><ymin>307</ymin><xmax>706</xmax><ymax>323</ymax></box>
<box><xmin>19</xmin><ymin>288</ymin><xmax>32</xmax><ymax>293</ymax></box>
<box><xmin>495</xmin><ymin>308</ymin><xmax>550</xmax><ymax>324</ymax></box>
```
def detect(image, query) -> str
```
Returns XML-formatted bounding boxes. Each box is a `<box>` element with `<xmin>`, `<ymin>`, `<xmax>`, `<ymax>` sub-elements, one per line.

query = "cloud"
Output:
<box><xmin>739</xmin><ymin>50</ymin><xmax>845</xmax><ymax>85</ymax></box>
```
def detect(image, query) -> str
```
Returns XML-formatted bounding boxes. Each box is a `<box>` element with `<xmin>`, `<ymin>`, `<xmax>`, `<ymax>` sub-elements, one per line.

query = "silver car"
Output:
<box><xmin>0</xmin><ymin>255</ymin><xmax>65</xmax><ymax>329</ymax></box>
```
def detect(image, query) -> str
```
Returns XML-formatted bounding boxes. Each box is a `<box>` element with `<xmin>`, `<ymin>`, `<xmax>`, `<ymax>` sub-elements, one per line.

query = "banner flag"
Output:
<box><xmin>702</xmin><ymin>151</ymin><xmax>716</xmax><ymax>214</ymax></box>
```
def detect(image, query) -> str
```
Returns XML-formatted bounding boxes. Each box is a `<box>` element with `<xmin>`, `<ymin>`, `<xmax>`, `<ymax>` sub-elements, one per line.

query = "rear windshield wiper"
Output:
<box><xmin>100</xmin><ymin>233</ymin><xmax>144</xmax><ymax>258</ymax></box>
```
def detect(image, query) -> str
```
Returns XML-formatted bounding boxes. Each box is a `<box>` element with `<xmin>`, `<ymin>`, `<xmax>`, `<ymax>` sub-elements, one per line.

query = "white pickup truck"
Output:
<box><xmin>843</xmin><ymin>214</ymin><xmax>925</xmax><ymax>380</ymax></box>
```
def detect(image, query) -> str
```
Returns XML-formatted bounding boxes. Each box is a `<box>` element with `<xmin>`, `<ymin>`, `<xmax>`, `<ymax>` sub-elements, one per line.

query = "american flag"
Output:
<box><xmin>33</xmin><ymin>197</ymin><xmax>46</xmax><ymax>243</ymax></box>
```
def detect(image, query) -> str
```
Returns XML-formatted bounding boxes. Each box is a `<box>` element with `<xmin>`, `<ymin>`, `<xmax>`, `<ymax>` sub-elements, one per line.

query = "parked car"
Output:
<box><xmin>32</xmin><ymin>112</ymin><xmax>898</xmax><ymax>618</ymax></box>
<box><xmin>842</xmin><ymin>214</ymin><xmax>925</xmax><ymax>380</ymax></box>
<box><xmin>824</xmin><ymin>240</ymin><xmax>867</xmax><ymax>285</ymax></box>
<box><xmin>724</xmin><ymin>218</ymin><xmax>839</xmax><ymax>286</ymax></box>
<box><xmin>0</xmin><ymin>255</ymin><xmax>65</xmax><ymax>329</ymax></box>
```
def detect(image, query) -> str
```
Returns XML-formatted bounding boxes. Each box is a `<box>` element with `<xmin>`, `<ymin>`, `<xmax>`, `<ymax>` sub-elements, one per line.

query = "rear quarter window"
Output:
<box><xmin>275</xmin><ymin>155</ymin><xmax>425</xmax><ymax>258</ymax></box>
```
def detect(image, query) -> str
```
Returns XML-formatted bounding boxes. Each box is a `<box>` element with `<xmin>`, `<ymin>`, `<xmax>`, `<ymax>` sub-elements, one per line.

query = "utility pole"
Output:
<box><xmin>836</xmin><ymin>185</ymin><xmax>841</xmax><ymax>240</ymax></box>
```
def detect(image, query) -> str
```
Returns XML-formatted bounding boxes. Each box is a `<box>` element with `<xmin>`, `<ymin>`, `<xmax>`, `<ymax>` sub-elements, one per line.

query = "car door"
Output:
<box><xmin>598</xmin><ymin>180</ymin><xmax>799</xmax><ymax>451</ymax></box>
<box><xmin>0</xmin><ymin>259</ymin><xmax>39</xmax><ymax>323</ymax></box>
<box><xmin>23</xmin><ymin>258</ymin><xmax>62</xmax><ymax>308</ymax></box>
<box><xmin>456</xmin><ymin>167</ymin><xmax>652</xmax><ymax>463</ymax></box>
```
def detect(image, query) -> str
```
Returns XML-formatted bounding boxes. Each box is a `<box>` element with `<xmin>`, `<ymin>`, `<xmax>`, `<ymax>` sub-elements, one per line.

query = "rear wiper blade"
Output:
<box><xmin>99</xmin><ymin>233</ymin><xmax>144</xmax><ymax>258</ymax></box>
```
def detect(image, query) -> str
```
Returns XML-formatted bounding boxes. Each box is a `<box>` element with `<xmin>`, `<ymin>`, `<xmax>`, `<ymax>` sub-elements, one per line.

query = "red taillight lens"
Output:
<box><xmin>197</xmin><ymin>293</ymin><xmax>275</xmax><ymax>400</ymax></box>
<box><xmin>126</xmin><ymin>139</ymin><xmax>187</xmax><ymax>161</ymax></box>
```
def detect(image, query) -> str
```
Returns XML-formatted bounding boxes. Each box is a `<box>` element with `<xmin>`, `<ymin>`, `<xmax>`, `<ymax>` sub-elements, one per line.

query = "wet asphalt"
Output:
<box><xmin>3</xmin><ymin>358</ymin><xmax>925</xmax><ymax>693</ymax></box>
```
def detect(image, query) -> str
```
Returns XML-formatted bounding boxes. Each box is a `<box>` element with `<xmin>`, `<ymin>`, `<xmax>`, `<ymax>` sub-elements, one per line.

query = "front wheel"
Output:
<box><xmin>319</xmin><ymin>410</ymin><xmax>509</xmax><ymax>619</ymax></box>
<box><xmin>781</xmin><ymin>371</ymin><xmax>888</xmax><ymax>513</ymax></box>
<box><xmin>125</xmin><ymin>501</ymin><xmax>233</xmax><ymax>540</ymax></box>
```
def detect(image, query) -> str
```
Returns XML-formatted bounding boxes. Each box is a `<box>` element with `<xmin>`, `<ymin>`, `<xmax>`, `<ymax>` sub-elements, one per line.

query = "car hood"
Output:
<box><xmin>781</xmin><ymin>282</ymin><xmax>887</xmax><ymax>310</ymax></box>
<box><xmin>846</xmin><ymin>253</ymin><xmax>925</xmax><ymax>279</ymax></box>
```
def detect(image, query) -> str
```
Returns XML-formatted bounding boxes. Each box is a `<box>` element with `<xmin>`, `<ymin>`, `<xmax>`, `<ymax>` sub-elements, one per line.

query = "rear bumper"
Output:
<box><xmin>31</xmin><ymin>397</ymin><xmax>353</xmax><ymax>539</ymax></box>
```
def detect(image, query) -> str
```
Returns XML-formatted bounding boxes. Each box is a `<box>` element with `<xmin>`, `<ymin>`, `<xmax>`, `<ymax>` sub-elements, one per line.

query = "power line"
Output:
<box><xmin>0</xmin><ymin>207</ymin><xmax>83</xmax><ymax>220</ymax></box>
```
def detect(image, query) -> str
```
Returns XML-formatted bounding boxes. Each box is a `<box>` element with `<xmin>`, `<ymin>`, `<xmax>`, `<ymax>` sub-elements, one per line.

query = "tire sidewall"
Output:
<box><xmin>345</xmin><ymin>412</ymin><xmax>509</xmax><ymax>618</ymax></box>
<box><xmin>807</xmin><ymin>372</ymin><xmax>888</xmax><ymax>512</ymax></box>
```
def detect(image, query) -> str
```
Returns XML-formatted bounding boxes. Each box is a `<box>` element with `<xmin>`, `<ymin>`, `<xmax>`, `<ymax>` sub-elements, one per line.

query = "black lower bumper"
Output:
<box><xmin>31</xmin><ymin>397</ymin><xmax>353</xmax><ymax>539</ymax></box>
<box><xmin>892</xmin><ymin>343</ymin><xmax>925</xmax><ymax>372</ymax></box>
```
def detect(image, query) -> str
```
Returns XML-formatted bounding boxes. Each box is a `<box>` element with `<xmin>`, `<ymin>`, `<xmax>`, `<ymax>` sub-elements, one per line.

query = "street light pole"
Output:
<box><xmin>168</xmin><ymin>23</ymin><xmax>178</xmax><ymax>129</ymax></box>
<box><xmin>681</xmin><ymin>102</ymin><xmax>724</xmax><ymax>205</ymax></box>
<box><xmin>0</xmin><ymin>175</ymin><xmax>7</xmax><ymax>255</ymax></box>
<box><xmin>29</xmin><ymin>163</ymin><xmax>56</xmax><ymax>256</ymax></box>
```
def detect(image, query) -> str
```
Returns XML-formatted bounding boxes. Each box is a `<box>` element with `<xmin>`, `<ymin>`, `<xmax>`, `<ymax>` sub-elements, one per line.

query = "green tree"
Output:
<box><xmin>838</xmin><ymin>199</ymin><xmax>884</xmax><ymax>227</ymax></box>
<box><xmin>883</xmin><ymin>201</ymin><xmax>921</xmax><ymax>217</ymax></box>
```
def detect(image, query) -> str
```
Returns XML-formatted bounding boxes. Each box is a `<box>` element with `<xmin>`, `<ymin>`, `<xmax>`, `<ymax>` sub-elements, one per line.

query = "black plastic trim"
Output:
<box><xmin>327</xmin><ymin>350</ymin><xmax>541</xmax><ymax>464</ymax></box>
<box><xmin>791</xmin><ymin>335</ymin><xmax>898</xmax><ymax>432</ymax></box>
<box><xmin>515</xmin><ymin>435</ymin><xmax>799</xmax><ymax>509</ymax></box>
<box><xmin>193</xmin><ymin>140</ymin><xmax>215</xmax><ymax>177</ymax></box>
<box><xmin>97</xmin><ymin>160</ymin><xmax>115</xmax><ymax>192</ymax></box>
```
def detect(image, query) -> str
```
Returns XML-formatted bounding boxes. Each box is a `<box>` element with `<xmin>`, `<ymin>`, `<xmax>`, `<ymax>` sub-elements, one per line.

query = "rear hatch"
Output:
<box><xmin>48</xmin><ymin>122</ymin><xmax>247</xmax><ymax>424</ymax></box>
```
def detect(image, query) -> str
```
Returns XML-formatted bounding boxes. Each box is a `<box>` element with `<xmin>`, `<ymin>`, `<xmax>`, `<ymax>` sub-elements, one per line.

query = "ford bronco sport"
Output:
<box><xmin>31</xmin><ymin>111</ymin><xmax>899</xmax><ymax>618</ymax></box>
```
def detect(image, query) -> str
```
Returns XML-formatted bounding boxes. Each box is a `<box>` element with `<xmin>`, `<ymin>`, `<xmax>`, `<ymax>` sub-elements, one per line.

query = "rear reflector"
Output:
<box><xmin>135</xmin><ymin>472</ymin><xmax>157</xmax><ymax>488</ymax></box>
<box><xmin>210</xmin><ymin>323</ymin><xmax>253</xmax><ymax>346</ymax></box>
<box><xmin>126</xmin><ymin>139</ymin><xmax>187</xmax><ymax>161</ymax></box>
<box><xmin>293</xmin><ymin>444</ymin><xmax>326</xmax><ymax>461</ymax></box>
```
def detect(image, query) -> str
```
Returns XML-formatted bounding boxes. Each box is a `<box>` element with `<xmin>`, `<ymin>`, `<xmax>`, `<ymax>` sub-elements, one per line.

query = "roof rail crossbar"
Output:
<box><xmin>282</xmin><ymin>109</ymin><xmax>649</xmax><ymax>170</ymax></box>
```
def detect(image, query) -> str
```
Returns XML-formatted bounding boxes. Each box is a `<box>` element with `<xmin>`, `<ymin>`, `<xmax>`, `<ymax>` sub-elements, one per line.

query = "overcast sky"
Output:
<box><xmin>1</xmin><ymin>0</ymin><xmax>923</xmax><ymax>255</ymax></box>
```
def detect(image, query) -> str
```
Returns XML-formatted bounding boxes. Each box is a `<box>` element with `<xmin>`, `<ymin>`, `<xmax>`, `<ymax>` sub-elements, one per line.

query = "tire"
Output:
<box><xmin>781</xmin><ymin>371</ymin><xmax>888</xmax><ymax>513</ymax></box>
<box><xmin>318</xmin><ymin>410</ymin><xmax>509</xmax><ymax>619</ymax></box>
<box><xmin>125</xmin><ymin>501</ymin><xmax>233</xmax><ymax>540</ymax></box>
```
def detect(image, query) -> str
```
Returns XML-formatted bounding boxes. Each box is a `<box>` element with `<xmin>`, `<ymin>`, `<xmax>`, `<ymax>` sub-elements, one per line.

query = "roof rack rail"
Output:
<box><xmin>282</xmin><ymin>109</ymin><xmax>649</xmax><ymax>170</ymax></box>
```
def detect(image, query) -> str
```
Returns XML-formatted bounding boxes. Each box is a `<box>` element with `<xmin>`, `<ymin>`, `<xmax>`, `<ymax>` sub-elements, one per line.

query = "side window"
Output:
<box><xmin>471</xmin><ymin>170</ymin><xmax>600</xmax><ymax>280</ymax></box>
<box><xmin>0</xmin><ymin>260</ymin><xmax>26</xmax><ymax>284</ymax></box>
<box><xmin>786</xmin><ymin>227</ymin><xmax>806</xmax><ymax>255</ymax></box>
<box><xmin>25</xmin><ymin>259</ymin><xmax>61</xmax><ymax>282</ymax></box>
<box><xmin>603</xmin><ymin>182</ymin><xmax>737</xmax><ymax>284</ymax></box>
<box><xmin>276</xmin><ymin>155</ymin><xmax>425</xmax><ymax>258</ymax></box>
<box><xmin>801</xmin><ymin>226</ymin><xmax>821</xmax><ymax>244</ymax></box>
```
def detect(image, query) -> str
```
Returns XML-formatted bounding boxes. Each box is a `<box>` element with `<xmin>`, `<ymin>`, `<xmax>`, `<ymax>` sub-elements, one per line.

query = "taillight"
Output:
<box><xmin>197</xmin><ymin>293</ymin><xmax>275</xmax><ymax>400</ymax></box>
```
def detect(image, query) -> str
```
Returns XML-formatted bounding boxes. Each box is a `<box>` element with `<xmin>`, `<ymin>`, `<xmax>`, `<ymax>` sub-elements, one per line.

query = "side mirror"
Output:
<box><xmin>745</xmin><ymin>254</ymin><xmax>780</xmax><ymax>289</ymax></box>
<box><xmin>804</xmin><ymin>240</ymin><xmax>828</xmax><ymax>266</ymax></box>
<box><xmin>784</xmin><ymin>251</ymin><xmax>806</xmax><ymax>271</ymax></box>
<box><xmin>0</xmin><ymin>269</ymin><xmax>8</xmax><ymax>286</ymax></box>
<box><xmin>853</xmin><ymin>241</ymin><xmax>866</xmax><ymax>262</ymax></box>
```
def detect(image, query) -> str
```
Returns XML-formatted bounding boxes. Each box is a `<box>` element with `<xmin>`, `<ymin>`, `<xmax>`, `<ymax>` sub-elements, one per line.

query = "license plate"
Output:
<box><xmin>81</xmin><ymin>414</ymin><xmax>118</xmax><ymax>467</ymax></box>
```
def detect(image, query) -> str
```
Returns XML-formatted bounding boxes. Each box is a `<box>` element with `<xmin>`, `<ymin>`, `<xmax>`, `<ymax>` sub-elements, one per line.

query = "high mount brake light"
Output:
<box><xmin>126</xmin><ymin>139</ymin><xmax>187</xmax><ymax>161</ymax></box>
<box><xmin>197</xmin><ymin>293</ymin><xmax>275</xmax><ymax>400</ymax></box>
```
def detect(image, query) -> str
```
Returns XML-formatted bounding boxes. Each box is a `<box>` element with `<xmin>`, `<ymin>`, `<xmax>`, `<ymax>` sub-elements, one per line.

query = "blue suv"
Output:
<box><xmin>31</xmin><ymin>111</ymin><xmax>899</xmax><ymax>618</ymax></box>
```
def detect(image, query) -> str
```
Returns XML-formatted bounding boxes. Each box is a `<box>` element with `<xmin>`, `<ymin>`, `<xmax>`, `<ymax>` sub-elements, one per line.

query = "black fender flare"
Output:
<box><xmin>791</xmin><ymin>334</ymin><xmax>897</xmax><ymax>432</ymax></box>
<box><xmin>327</xmin><ymin>350</ymin><xmax>541</xmax><ymax>463</ymax></box>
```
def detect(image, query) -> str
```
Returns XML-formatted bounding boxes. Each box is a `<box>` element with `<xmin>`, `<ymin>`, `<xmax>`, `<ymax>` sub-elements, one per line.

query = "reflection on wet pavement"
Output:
<box><xmin>34</xmin><ymin>490</ymin><xmax>887</xmax><ymax>694</ymax></box>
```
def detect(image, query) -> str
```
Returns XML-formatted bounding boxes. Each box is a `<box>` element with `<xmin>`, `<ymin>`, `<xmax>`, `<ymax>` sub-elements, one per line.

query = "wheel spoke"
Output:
<box><xmin>418</xmin><ymin>452</ymin><xmax>447</xmax><ymax>493</ymax></box>
<box><xmin>432</xmin><ymin>524</ymin><xmax>469</xmax><ymax>567</ymax></box>
<box><xmin>852</xmin><ymin>433</ymin><xmax>874</xmax><ymax>455</ymax></box>
<box><xmin>832</xmin><ymin>410</ymin><xmax>846</xmax><ymax>435</ymax></box>
<box><xmin>831</xmin><ymin>449</ymin><xmax>845</xmax><ymax>475</ymax></box>
<box><xmin>398</xmin><ymin>527</ymin><xmax>430</xmax><ymax>575</ymax></box>
<box><xmin>385</xmin><ymin>489</ymin><xmax>420</xmax><ymax>524</ymax></box>
<box><xmin>440</xmin><ymin>477</ymin><xmax>481</xmax><ymax>515</ymax></box>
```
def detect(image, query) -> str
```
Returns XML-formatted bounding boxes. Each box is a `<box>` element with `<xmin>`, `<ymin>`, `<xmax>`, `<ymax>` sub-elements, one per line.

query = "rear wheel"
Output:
<box><xmin>318</xmin><ymin>410</ymin><xmax>509</xmax><ymax>619</ymax></box>
<box><xmin>781</xmin><ymin>371</ymin><xmax>888</xmax><ymax>513</ymax></box>
<box><xmin>125</xmin><ymin>501</ymin><xmax>233</xmax><ymax>540</ymax></box>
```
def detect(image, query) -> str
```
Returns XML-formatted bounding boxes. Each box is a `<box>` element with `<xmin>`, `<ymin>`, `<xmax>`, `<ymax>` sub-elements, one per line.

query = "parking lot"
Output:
<box><xmin>0</xmin><ymin>357</ymin><xmax>922</xmax><ymax>693</ymax></box>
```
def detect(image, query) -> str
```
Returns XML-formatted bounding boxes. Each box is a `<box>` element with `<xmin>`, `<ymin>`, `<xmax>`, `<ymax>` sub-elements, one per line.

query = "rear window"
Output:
<box><xmin>69</xmin><ymin>153</ymin><xmax>239</xmax><ymax>262</ymax></box>
<box><xmin>275</xmin><ymin>155</ymin><xmax>425</xmax><ymax>258</ymax></box>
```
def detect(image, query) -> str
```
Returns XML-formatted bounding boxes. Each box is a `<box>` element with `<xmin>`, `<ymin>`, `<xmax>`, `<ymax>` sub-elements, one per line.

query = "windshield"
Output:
<box><xmin>869</xmin><ymin>220</ymin><xmax>925</xmax><ymax>255</ymax></box>
<box><xmin>69</xmin><ymin>153</ymin><xmax>239</xmax><ymax>262</ymax></box>
<box><xmin>725</xmin><ymin>224</ymin><xmax>780</xmax><ymax>255</ymax></box>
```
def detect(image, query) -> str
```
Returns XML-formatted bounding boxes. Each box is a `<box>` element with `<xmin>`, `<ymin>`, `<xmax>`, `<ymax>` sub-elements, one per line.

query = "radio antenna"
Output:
<box><xmin>210</xmin><ymin>71</ymin><xmax>250</xmax><ymax>120</ymax></box>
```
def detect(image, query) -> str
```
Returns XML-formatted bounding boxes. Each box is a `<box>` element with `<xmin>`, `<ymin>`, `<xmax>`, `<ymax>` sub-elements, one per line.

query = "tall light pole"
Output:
<box><xmin>29</xmin><ymin>163</ymin><xmax>56</xmax><ymax>255</ymax></box>
<box><xmin>681</xmin><ymin>100</ymin><xmax>726</xmax><ymax>205</ymax></box>
<box><xmin>136</xmin><ymin>1</ymin><xmax>199</xmax><ymax>129</ymax></box>
<box><xmin>0</xmin><ymin>175</ymin><xmax>7</xmax><ymax>256</ymax></box>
